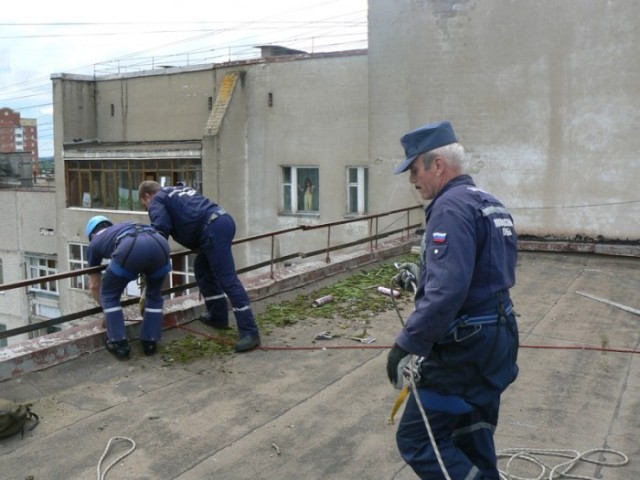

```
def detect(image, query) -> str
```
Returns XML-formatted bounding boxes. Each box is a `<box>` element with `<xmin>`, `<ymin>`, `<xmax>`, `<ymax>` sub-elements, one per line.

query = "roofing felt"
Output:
<box><xmin>1</xmin><ymin>250</ymin><xmax>639</xmax><ymax>479</ymax></box>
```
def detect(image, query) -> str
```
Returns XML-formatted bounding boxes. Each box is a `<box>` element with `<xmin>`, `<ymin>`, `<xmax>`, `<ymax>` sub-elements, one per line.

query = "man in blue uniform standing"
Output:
<box><xmin>137</xmin><ymin>181</ymin><xmax>261</xmax><ymax>353</ymax></box>
<box><xmin>386</xmin><ymin>121</ymin><xmax>519</xmax><ymax>479</ymax></box>
<box><xmin>86</xmin><ymin>216</ymin><xmax>171</xmax><ymax>360</ymax></box>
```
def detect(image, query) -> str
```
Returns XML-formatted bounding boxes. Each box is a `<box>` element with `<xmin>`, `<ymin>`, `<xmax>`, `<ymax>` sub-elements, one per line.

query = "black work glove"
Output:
<box><xmin>387</xmin><ymin>344</ymin><xmax>411</xmax><ymax>389</ymax></box>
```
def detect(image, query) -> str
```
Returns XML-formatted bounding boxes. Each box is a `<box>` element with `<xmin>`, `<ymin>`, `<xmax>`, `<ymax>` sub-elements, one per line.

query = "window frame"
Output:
<box><xmin>346</xmin><ymin>166</ymin><xmax>368</xmax><ymax>216</ymax></box>
<box><xmin>25</xmin><ymin>254</ymin><xmax>58</xmax><ymax>295</ymax></box>
<box><xmin>281</xmin><ymin>166</ymin><xmax>320</xmax><ymax>215</ymax></box>
<box><xmin>170</xmin><ymin>252</ymin><xmax>198</xmax><ymax>297</ymax></box>
<box><xmin>65</xmin><ymin>158</ymin><xmax>202</xmax><ymax>211</ymax></box>
<box><xmin>68</xmin><ymin>243</ymin><xmax>90</xmax><ymax>290</ymax></box>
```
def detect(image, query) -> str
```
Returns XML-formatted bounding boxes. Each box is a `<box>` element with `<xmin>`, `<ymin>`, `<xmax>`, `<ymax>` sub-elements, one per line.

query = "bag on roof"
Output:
<box><xmin>0</xmin><ymin>398</ymin><xmax>39</xmax><ymax>439</ymax></box>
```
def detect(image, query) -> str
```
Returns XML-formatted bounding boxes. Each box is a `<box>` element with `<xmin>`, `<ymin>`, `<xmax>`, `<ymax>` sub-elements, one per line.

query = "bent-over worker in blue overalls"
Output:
<box><xmin>86</xmin><ymin>216</ymin><xmax>171</xmax><ymax>360</ymax></box>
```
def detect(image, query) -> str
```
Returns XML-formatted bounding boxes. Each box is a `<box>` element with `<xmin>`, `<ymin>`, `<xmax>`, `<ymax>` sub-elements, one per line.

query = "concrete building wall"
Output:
<box><xmin>0</xmin><ymin>152</ymin><xmax>34</xmax><ymax>187</ymax></box>
<box><xmin>0</xmin><ymin>189</ymin><xmax>57</xmax><ymax>345</ymax></box>
<box><xmin>230</xmin><ymin>54</ymin><xmax>371</xmax><ymax>264</ymax></box>
<box><xmin>0</xmin><ymin>193</ymin><xmax>21</xmax><ymax>331</ymax></box>
<box><xmin>52</xmin><ymin>77</ymin><xmax>97</xmax><ymax>145</ymax></box>
<box><xmin>94</xmin><ymin>68</ymin><xmax>216</xmax><ymax>142</ymax></box>
<box><xmin>0</xmin><ymin>251</ymin><xmax>22</xmax><ymax>319</ymax></box>
<box><xmin>368</xmin><ymin>0</ymin><xmax>640</xmax><ymax>240</ymax></box>
<box><xmin>52</xmin><ymin>52</ymin><xmax>371</xmax><ymax>285</ymax></box>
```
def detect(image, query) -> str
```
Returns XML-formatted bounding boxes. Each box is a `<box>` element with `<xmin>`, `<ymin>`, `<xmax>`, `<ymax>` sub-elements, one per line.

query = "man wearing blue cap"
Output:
<box><xmin>387</xmin><ymin>121</ymin><xmax>520</xmax><ymax>479</ymax></box>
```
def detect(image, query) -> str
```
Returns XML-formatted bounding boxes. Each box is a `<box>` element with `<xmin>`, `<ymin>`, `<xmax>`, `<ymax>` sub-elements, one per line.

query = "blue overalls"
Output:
<box><xmin>147</xmin><ymin>187</ymin><xmax>259</xmax><ymax>338</ymax></box>
<box><xmin>394</xmin><ymin>175</ymin><xmax>519</xmax><ymax>480</ymax></box>
<box><xmin>194</xmin><ymin>210</ymin><xmax>259</xmax><ymax>336</ymax></box>
<box><xmin>88</xmin><ymin>223</ymin><xmax>171</xmax><ymax>343</ymax></box>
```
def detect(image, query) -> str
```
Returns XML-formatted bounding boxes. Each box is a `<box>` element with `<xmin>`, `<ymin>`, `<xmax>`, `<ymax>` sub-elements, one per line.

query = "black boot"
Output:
<box><xmin>141</xmin><ymin>340</ymin><xmax>157</xmax><ymax>356</ymax></box>
<box><xmin>235</xmin><ymin>335</ymin><xmax>261</xmax><ymax>352</ymax></box>
<box><xmin>106</xmin><ymin>340</ymin><xmax>131</xmax><ymax>360</ymax></box>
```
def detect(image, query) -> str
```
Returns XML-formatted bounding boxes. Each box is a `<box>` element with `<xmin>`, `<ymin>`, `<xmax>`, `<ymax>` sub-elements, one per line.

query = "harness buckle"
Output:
<box><xmin>402</xmin><ymin>356</ymin><xmax>424</xmax><ymax>384</ymax></box>
<box><xmin>453</xmin><ymin>324</ymin><xmax>482</xmax><ymax>342</ymax></box>
<box><xmin>208</xmin><ymin>209</ymin><xmax>227</xmax><ymax>224</ymax></box>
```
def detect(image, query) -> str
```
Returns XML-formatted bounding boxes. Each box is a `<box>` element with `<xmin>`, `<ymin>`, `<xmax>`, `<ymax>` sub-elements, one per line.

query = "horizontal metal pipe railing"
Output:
<box><xmin>0</xmin><ymin>206</ymin><xmax>423</xmax><ymax>341</ymax></box>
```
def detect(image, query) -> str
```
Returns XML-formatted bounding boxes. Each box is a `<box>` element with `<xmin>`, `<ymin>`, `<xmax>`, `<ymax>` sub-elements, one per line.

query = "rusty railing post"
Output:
<box><xmin>325</xmin><ymin>225</ymin><xmax>332</xmax><ymax>263</ymax></box>
<box><xmin>270</xmin><ymin>234</ymin><xmax>276</xmax><ymax>279</ymax></box>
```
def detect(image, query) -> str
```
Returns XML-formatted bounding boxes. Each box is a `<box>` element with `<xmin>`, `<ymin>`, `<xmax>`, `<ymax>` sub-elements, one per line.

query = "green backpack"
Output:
<box><xmin>0</xmin><ymin>399</ymin><xmax>39</xmax><ymax>439</ymax></box>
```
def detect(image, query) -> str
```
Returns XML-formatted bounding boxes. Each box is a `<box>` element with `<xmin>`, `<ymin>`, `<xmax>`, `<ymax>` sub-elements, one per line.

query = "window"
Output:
<box><xmin>0</xmin><ymin>324</ymin><xmax>6</xmax><ymax>348</ymax></box>
<box><xmin>347</xmin><ymin>167</ymin><xmax>368</xmax><ymax>215</ymax></box>
<box><xmin>69</xmin><ymin>243</ymin><xmax>197</xmax><ymax>298</ymax></box>
<box><xmin>24</xmin><ymin>254</ymin><xmax>60</xmax><ymax>324</ymax></box>
<box><xmin>282</xmin><ymin>167</ymin><xmax>319</xmax><ymax>214</ymax></box>
<box><xmin>69</xmin><ymin>243</ymin><xmax>90</xmax><ymax>290</ymax></box>
<box><xmin>170</xmin><ymin>253</ymin><xmax>197</xmax><ymax>296</ymax></box>
<box><xmin>0</xmin><ymin>258</ymin><xmax>3</xmax><ymax>285</ymax></box>
<box><xmin>26</xmin><ymin>255</ymin><xmax>58</xmax><ymax>294</ymax></box>
<box><xmin>66</xmin><ymin>158</ymin><xmax>202</xmax><ymax>211</ymax></box>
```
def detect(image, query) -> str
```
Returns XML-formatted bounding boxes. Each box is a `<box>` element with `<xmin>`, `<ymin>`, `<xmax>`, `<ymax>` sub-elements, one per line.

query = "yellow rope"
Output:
<box><xmin>389</xmin><ymin>385</ymin><xmax>410</xmax><ymax>425</ymax></box>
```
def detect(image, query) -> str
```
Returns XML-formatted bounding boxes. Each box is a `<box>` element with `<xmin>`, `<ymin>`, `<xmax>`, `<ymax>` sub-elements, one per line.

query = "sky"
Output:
<box><xmin>0</xmin><ymin>0</ymin><xmax>367</xmax><ymax>158</ymax></box>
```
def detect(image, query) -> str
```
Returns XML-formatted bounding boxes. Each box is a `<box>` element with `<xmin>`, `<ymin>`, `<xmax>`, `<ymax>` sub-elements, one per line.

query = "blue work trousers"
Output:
<box><xmin>101</xmin><ymin>232</ymin><xmax>171</xmax><ymax>343</ymax></box>
<box><xmin>195</xmin><ymin>214</ymin><xmax>259</xmax><ymax>337</ymax></box>
<box><xmin>396</xmin><ymin>392</ymin><xmax>501</xmax><ymax>480</ymax></box>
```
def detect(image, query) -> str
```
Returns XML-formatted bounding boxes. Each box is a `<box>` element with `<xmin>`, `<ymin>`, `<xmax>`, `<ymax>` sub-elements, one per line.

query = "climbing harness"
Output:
<box><xmin>207</xmin><ymin>208</ymin><xmax>227</xmax><ymax>224</ymax></box>
<box><xmin>115</xmin><ymin>224</ymin><xmax>168</xmax><ymax>266</ymax></box>
<box><xmin>112</xmin><ymin>224</ymin><xmax>170</xmax><ymax>289</ymax></box>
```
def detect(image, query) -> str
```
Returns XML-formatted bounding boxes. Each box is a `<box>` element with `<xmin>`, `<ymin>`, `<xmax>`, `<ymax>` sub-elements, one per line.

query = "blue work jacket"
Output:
<box><xmin>396</xmin><ymin>175</ymin><xmax>518</xmax><ymax>358</ymax></box>
<box><xmin>147</xmin><ymin>186</ymin><xmax>219</xmax><ymax>250</ymax></box>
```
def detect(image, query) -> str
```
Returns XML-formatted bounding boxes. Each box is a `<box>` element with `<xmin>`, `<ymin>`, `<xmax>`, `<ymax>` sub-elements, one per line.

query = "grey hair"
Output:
<box><xmin>422</xmin><ymin>143</ymin><xmax>466</xmax><ymax>170</ymax></box>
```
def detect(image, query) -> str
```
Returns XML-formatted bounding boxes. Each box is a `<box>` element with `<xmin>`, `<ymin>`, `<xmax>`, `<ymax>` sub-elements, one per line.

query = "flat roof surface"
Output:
<box><xmin>1</xmin><ymin>251</ymin><xmax>639</xmax><ymax>480</ymax></box>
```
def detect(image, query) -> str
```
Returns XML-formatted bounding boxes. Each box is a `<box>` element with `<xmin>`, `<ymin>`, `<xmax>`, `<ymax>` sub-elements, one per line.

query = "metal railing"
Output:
<box><xmin>0</xmin><ymin>206</ymin><xmax>423</xmax><ymax>342</ymax></box>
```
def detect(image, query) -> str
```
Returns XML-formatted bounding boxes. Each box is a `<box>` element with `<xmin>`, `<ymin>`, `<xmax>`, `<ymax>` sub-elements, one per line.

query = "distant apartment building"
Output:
<box><xmin>0</xmin><ymin>107</ymin><xmax>39</xmax><ymax>177</ymax></box>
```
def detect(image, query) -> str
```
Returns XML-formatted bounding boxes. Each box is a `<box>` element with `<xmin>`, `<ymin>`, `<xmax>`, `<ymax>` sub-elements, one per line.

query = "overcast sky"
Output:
<box><xmin>0</xmin><ymin>0</ymin><xmax>367</xmax><ymax>158</ymax></box>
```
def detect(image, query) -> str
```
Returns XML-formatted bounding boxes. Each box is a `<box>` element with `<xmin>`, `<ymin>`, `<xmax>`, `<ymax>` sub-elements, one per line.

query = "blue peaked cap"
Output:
<box><xmin>394</xmin><ymin>120</ymin><xmax>458</xmax><ymax>174</ymax></box>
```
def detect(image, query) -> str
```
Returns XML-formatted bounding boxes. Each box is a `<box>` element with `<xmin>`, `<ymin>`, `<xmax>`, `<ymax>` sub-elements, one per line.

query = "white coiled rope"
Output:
<box><xmin>496</xmin><ymin>447</ymin><xmax>628</xmax><ymax>480</ymax></box>
<box><xmin>97</xmin><ymin>436</ymin><xmax>137</xmax><ymax>480</ymax></box>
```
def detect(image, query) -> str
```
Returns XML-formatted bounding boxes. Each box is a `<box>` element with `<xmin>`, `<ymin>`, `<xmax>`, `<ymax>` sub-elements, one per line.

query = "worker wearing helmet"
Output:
<box><xmin>86</xmin><ymin>216</ymin><xmax>171</xmax><ymax>360</ymax></box>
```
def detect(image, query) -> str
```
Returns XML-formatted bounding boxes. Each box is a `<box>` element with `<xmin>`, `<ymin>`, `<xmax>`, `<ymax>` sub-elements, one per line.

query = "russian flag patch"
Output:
<box><xmin>432</xmin><ymin>232</ymin><xmax>447</xmax><ymax>244</ymax></box>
